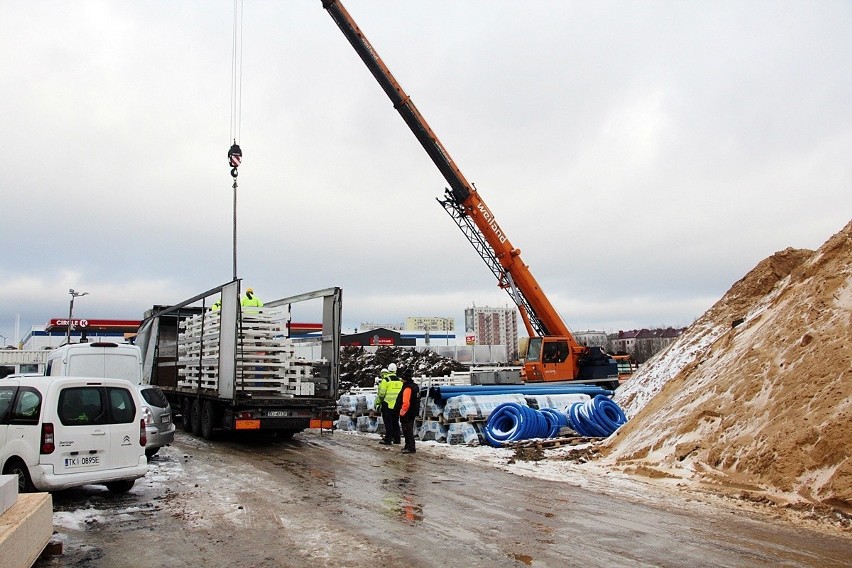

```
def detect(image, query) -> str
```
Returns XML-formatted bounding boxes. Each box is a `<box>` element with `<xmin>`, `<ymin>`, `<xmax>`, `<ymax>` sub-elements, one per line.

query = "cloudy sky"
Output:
<box><xmin>1</xmin><ymin>0</ymin><xmax>850</xmax><ymax>346</ymax></box>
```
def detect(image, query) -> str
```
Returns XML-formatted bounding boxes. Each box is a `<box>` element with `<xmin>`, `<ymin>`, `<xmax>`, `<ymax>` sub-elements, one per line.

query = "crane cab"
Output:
<box><xmin>524</xmin><ymin>337</ymin><xmax>619</xmax><ymax>389</ymax></box>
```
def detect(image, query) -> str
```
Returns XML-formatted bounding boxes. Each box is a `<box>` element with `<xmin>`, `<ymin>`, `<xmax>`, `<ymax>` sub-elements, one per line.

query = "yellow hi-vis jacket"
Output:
<box><xmin>376</xmin><ymin>371</ymin><xmax>403</xmax><ymax>410</ymax></box>
<box><xmin>241</xmin><ymin>293</ymin><xmax>263</xmax><ymax>307</ymax></box>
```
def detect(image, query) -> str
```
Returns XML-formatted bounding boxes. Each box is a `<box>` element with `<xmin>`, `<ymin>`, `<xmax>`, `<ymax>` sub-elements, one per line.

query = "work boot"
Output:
<box><xmin>401</xmin><ymin>447</ymin><xmax>415</xmax><ymax>454</ymax></box>
<box><xmin>393</xmin><ymin>439</ymin><xmax>401</xmax><ymax>444</ymax></box>
<box><xmin>379</xmin><ymin>439</ymin><xmax>391</xmax><ymax>445</ymax></box>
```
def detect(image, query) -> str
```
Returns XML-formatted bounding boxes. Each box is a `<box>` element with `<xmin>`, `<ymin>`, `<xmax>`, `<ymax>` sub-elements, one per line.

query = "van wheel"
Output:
<box><xmin>145</xmin><ymin>447</ymin><xmax>160</xmax><ymax>458</ymax></box>
<box><xmin>190</xmin><ymin>399</ymin><xmax>203</xmax><ymax>436</ymax></box>
<box><xmin>201</xmin><ymin>401</ymin><xmax>217</xmax><ymax>440</ymax></box>
<box><xmin>181</xmin><ymin>398</ymin><xmax>193</xmax><ymax>432</ymax></box>
<box><xmin>3</xmin><ymin>459</ymin><xmax>34</xmax><ymax>493</ymax></box>
<box><xmin>106</xmin><ymin>479</ymin><xmax>135</xmax><ymax>494</ymax></box>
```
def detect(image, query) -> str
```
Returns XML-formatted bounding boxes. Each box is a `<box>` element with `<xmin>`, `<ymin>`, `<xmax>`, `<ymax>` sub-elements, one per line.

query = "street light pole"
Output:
<box><xmin>65</xmin><ymin>289</ymin><xmax>89</xmax><ymax>345</ymax></box>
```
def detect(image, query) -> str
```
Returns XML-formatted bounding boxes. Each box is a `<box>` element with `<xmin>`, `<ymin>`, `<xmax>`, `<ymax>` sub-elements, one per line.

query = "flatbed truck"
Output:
<box><xmin>134</xmin><ymin>281</ymin><xmax>341</xmax><ymax>439</ymax></box>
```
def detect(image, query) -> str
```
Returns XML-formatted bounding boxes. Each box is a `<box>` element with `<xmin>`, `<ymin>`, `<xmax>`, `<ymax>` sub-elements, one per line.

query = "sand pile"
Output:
<box><xmin>603</xmin><ymin>219</ymin><xmax>852</xmax><ymax>513</ymax></box>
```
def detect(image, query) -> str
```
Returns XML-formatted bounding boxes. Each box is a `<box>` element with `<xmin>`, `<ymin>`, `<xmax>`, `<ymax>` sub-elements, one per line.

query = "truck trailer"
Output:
<box><xmin>134</xmin><ymin>281</ymin><xmax>341</xmax><ymax>439</ymax></box>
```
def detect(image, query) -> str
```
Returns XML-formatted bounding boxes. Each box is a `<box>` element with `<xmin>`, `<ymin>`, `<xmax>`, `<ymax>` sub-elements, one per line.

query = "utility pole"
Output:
<box><xmin>65</xmin><ymin>289</ymin><xmax>88</xmax><ymax>345</ymax></box>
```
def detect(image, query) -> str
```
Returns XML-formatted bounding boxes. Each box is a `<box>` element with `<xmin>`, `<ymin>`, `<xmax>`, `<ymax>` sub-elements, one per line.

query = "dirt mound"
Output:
<box><xmin>603</xmin><ymin>219</ymin><xmax>852</xmax><ymax>514</ymax></box>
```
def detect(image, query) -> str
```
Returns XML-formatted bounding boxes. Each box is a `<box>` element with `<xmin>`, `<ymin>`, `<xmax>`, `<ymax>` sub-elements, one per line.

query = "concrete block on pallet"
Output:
<box><xmin>0</xmin><ymin>475</ymin><xmax>18</xmax><ymax>515</ymax></box>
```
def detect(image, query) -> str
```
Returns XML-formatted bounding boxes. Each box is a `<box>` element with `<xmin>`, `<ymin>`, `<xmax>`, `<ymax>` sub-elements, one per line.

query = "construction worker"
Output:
<box><xmin>398</xmin><ymin>369</ymin><xmax>420</xmax><ymax>454</ymax></box>
<box><xmin>241</xmin><ymin>287</ymin><xmax>263</xmax><ymax>312</ymax></box>
<box><xmin>375</xmin><ymin>363</ymin><xmax>402</xmax><ymax>445</ymax></box>
<box><xmin>211</xmin><ymin>298</ymin><xmax>222</xmax><ymax>311</ymax></box>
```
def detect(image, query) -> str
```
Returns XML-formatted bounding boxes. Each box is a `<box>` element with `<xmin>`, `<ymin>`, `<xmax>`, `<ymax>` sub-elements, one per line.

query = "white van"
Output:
<box><xmin>0</xmin><ymin>376</ymin><xmax>148</xmax><ymax>493</ymax></box>
<box><xmin>46</xmin><ymin>342</ymin><xmax>142</xmax><ymax>383</ymax></box>
<box><xmin>45</xmin><ymin>342</ymin><xmax>176</xmax><ymax>457</ymax></box>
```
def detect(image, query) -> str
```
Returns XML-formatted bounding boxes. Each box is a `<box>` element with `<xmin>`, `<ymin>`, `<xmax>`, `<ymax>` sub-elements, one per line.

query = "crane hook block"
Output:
<box><xmin>228</xmin><ymin>143</ymin><xmax>242</xmax><ymax>178</ymax></box>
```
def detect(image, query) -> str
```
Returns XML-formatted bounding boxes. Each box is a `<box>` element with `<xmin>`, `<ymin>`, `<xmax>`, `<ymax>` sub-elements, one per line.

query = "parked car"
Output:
<box><xmin>137</xmin><ymin>384</ymin><xmax>174</xmax><ymax>457</ymax></box>
<box><xmin>0</xmin><ymin>375</ymin><xmax>148</xmax><ymax>493</ymax></box>
<box><xmin>45</xmin><ymin>342</ymin><xmax>175</xmax><ymax>458</ymax></box>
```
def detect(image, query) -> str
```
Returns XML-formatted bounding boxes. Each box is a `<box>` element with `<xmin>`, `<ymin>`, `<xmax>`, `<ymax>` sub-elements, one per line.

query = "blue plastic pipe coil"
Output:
<box><xmin>483</xmin><ymin>396</ymin><xmax>628</xmax><ymax>446</ymax></box>
<box><xmin>482</xmin><ymin>403</ymin><xmax>550</xmax><ymax>447</ymax></box>
<box><xmin>567</xmin><ymin>395</ymin><xmax>628</xmax><ymax>438</ymax></box>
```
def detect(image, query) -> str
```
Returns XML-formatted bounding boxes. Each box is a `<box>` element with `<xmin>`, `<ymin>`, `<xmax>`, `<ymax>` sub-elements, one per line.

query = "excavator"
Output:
<box><xmin>322</xmin><ymin>1</ymin><xmax>619</xmax><ymax>389</ymax></box>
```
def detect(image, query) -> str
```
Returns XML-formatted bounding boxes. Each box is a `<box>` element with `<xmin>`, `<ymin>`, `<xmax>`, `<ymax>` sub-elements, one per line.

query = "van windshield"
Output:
<box><xmin>67</xmin><ymin>353</ymin><xmax>140</xmax><ymax>383</ymax></box>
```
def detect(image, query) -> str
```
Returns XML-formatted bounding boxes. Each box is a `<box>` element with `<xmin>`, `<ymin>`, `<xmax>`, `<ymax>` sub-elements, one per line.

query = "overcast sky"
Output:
<box><xmin>1</xmin><ymin>0</ymin><xmax>850</xmax><ymax>346</ymax></box>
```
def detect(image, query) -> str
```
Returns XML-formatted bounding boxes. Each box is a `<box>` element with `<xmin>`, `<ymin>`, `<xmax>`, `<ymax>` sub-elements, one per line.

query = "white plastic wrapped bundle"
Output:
<box><xmin>447</xmin><ymin>422</ymin><xmax>483</xmax><ymax>446</ymax></box>
<box><xmin>335</xmin><ymin>414</ymin><xmax>355</xmax><ymax>431</ymax></box>
<box><xmin>337</xmin><ymin>395</ymin><xmax>357</xmax><ymax>413</ymax></box>
<box><xmin>356</xmin><ymin>415</ymin><xmax>384</xmax><ymax>434</ymax></box>
<box><xmin>442</xmin><ymin>394</ymin><xmax>528</xmax><ymax>421</ymax></box>
<box><xmin>525</xmin><ymin>393</ymin><xmax>591</xmax><ymax>410</ymax></box>
<box><xmin>424</xmin><ymin>397</ymin><xmax>444</xmax><ymax>418</ymax></box>
<box><xmin>418</xmin><ymin>420</ymin><xmax>447</xmax><ymax>442</ymax></box>
<box><xmin>356</xmin><ymin>394</ymin><xmax>377</xmax><ymax>414</ymax></box>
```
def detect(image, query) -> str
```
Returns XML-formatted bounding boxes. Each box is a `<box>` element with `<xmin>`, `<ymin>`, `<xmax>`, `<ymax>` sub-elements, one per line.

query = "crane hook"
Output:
<box><xmin>228</xmin><ymin>142</ymin><xmax>242</xmax><ymax>179</ymax></box>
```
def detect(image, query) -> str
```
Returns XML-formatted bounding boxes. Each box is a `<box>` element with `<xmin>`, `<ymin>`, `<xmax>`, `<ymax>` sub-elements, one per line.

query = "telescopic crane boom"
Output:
<box><xmin>323</xmin><ymin>0</ymin><xmax>617</xmax><ymax>386</ymax></box>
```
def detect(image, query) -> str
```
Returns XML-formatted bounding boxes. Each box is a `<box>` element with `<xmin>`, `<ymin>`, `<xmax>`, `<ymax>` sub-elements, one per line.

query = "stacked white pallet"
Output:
<box><xmin>177</xmin><ymin>311</ymin><xmax>297</xmax><ymax>395</ymax></box>
<box><xmin>177</xmin><ymin>311</ymin><xmax>223</xmax><ymax>389</ymax></box>
<box><xmin>277</xmin><ymin>339</ymin><xmax>316</xmax><ymax>396</ymax></box>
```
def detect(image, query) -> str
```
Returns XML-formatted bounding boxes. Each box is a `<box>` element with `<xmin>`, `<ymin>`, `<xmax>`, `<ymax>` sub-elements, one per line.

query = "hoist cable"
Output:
<box><xmin>230</xmin><ymin>0</ymin><xmax>244</xmax><ymax>144</ymax></box>
<box><xmin>228</xmin><ymin>0</ymin><xmax>244</xmax><ymax>282</ymax></box>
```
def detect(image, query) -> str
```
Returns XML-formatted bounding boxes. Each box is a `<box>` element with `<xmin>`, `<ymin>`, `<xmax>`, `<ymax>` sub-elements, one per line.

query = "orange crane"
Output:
<box><xmin>323</xmin><ymin>0</ymin><xmax>619</xmax><ymax>388</ymax></box>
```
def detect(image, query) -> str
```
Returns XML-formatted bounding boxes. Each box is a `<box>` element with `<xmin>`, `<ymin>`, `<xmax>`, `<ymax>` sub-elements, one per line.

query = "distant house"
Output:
<box><xmin>608</xmin><ymin>327</ymin><xmax>686</xmax><ymax>362</ymax></box>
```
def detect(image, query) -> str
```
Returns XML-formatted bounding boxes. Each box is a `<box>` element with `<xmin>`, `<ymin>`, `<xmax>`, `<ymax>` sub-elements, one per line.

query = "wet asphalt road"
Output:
<box><xmin>33</xmin><ymin>430</ymin><xmax>852</xmax><ymax>568</ymax></box>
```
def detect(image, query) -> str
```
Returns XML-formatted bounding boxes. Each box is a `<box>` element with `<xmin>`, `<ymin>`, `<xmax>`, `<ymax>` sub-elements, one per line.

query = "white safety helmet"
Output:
<box><xmin>380</xmin><ymin>368</ymin><xmax>388</xmax><ymax>375</ymax></box>
<box><xmin>388</xmin><ymin>363</ymin><xmax>397</xmax><ymax>373</ymax></box>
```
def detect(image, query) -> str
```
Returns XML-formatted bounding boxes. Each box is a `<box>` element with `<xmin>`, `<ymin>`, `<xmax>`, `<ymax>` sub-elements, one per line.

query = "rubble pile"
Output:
<box><xmin>339</xmin><ymin>346</ymin><xmax>467</xmax><ymax>392</ymax></box>
<box><xmin>603</xmin><ymin>220</ymin><xmax>852</xmax><ymax>513</ymax></box>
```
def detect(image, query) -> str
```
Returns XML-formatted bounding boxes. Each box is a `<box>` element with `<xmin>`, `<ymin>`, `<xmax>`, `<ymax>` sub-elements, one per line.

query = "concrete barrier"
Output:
<box><xmin>0</xmin><ymin>486</ymin><xmax>53</xmax><ymax>568</ymax></box>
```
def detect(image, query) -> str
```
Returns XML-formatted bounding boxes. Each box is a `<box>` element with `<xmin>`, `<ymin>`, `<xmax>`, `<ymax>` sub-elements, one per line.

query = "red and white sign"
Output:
<box><xmin>47</xmin><ymin>318</ymin><xmax>141</xmax><ymax>330</ymax></box>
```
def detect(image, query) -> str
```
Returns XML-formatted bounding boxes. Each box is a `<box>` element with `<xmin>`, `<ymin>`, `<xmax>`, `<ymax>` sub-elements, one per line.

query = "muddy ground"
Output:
<box><xmin>31</xmin><ymin>430</ymin><xmax>851</xmax><ymax>568</ymax></box>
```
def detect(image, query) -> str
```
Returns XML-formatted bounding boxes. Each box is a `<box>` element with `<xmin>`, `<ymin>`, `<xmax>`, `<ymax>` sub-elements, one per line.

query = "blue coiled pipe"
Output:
<box><xmin>483</xmin><ymin>403</ymin><xmax>551</xmax><ymax>447</ymax></box>
<box><xmin>538</xmin><ymin>407</ymin><xmax>567</xmax><ymax>438</ymax></box>
<box><xmin>483</xmin><ymin>397</ymin><xmax>628</xmax><ymax>446</ymax></box>
<box><xmin>567</xmin><ymin>395</ymin><xmax>627</xmax><ymax>438</ymax></box>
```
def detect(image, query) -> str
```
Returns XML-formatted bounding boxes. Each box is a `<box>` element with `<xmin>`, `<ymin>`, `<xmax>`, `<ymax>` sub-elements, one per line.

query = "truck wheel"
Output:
<box><xmin>190</xmin><ymin>399</ymin><xmax>202</xmax><ymax>436</ymax></box>
<box><xmin>3</xmin><ymin>459</ymin><xmax>34</xmax><ymax>493</ymax></box>
<box><xmin>201</xmin><ymin>401</ymin><xmax>217</xmax><ymax>440</ymax></box>
<box><xmin>181</xmin><ymin>398</ymin><xmax>193</xmax><ymax>432</ymax></box>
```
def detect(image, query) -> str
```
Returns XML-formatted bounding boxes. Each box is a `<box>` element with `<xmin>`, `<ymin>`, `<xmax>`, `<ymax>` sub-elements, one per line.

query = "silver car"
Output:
<box><xmin>138</xmin><ymin>385</ymin><xmax>176</xmax><ymax>458</ymax></box>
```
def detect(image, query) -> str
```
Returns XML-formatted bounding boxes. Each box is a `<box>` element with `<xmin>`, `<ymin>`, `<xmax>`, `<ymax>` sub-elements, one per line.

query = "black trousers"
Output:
<box><xmin>401</xmin><ymin>415</ymin><xmax>416</xmax><ymax>450</ymax></box>
<box><xmin>381</xmin><ymin>403</ymin><xmax>400</xmax><ymax>442</ymax></box>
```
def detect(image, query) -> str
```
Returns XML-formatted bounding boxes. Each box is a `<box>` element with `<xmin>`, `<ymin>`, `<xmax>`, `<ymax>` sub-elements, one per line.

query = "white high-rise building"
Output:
<box><xmin>464</xmin><ymin>305</ymin><xmax>518</xmax><ymax>359</ymax></box>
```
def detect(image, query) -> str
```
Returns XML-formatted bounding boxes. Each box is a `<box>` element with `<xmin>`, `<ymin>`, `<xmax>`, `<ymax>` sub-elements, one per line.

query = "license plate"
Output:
<box><xmin>65</xmin><ymin>455</ymin><xmax>100</xmax><ymax>468</ymax></box>
<box><xmin>267</xmin><ymin>411</ymin><xmax>288</xmax><ymax>417</ymax></box>
<box><xmin>161</xmin><ymin>414</ymin><xmax>171</xmax><ymax>424</ymax></box>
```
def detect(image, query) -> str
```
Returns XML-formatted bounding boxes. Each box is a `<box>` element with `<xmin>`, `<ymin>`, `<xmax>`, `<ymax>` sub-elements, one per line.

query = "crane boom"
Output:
<box><xmin>322</xmin><ymin>0</ymin><xmax>618</xmax><ymax>386</ymax></box>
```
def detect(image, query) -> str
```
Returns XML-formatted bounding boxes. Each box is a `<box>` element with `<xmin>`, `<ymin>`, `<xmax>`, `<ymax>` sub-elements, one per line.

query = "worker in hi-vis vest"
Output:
<box><xmin>375</xmin><ymin>363</ymin><xmax>402</xmax><ymax>445</ymax></box>
<box><xmin>241</xmin><ymin>287</ymin><xmax>263</xmax><ymax>312</ymax></box>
